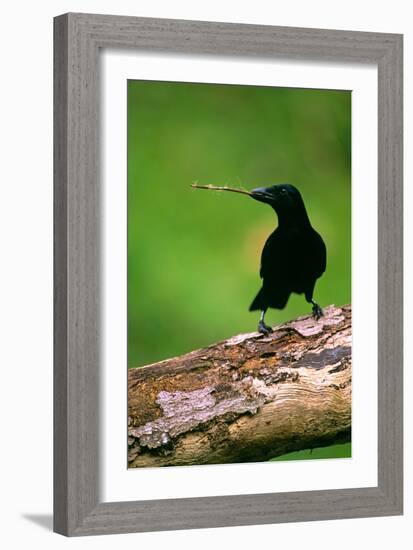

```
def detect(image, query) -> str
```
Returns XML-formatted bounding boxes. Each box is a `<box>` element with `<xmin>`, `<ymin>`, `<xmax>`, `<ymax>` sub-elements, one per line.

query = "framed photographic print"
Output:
<box><xmin>54</xmin><ymin>13</ymin><xmax>403</xmax><ymax>536</ymax></box>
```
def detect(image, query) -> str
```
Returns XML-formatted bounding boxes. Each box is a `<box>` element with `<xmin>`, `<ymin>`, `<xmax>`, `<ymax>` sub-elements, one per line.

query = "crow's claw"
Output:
<box><xmin>312</xmin><ymin>303</ymin><xmax>324</xmax><ymax>320</ymax></box>
<box><xmin>258</xmin><ymin>320</ymin><xmax>273</xmax><ymax>335</ymax></box>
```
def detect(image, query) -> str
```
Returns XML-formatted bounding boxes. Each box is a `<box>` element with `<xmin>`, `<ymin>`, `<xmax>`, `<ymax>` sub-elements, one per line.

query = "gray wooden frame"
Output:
<box><xmin>54</xmin><ymin>13</ymin><xmax>403</xmax><ymax>536</ymax></box>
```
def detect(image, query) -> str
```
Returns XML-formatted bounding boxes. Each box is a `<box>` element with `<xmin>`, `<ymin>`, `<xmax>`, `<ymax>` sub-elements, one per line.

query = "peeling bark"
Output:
<box><xmin>128</xmin><ymin>305</ymin><xmax>352</xmax><ymax>467</ymax></box>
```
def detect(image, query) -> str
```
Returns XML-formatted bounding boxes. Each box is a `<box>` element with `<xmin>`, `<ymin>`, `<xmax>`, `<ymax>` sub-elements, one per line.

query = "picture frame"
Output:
<box><xmin>53</xmin><ymin>12</ymin><xmax>403</xmax><ymax>536</ymax></box>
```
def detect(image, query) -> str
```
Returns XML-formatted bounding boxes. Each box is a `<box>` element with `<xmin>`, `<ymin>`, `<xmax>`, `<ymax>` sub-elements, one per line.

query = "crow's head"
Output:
<box><xmin>250</xmin><ymin>183</ymin><xmax>300</xmax><ymax>206</ymax></box>
<box><xmin>250</xmin><ymin>183</ymin><xmax>309</xmax><ymax>220</ymax></box>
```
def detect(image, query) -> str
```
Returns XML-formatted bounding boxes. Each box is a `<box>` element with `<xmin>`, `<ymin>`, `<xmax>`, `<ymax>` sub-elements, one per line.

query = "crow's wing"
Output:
<box><xmin>259</xmin><ymin>228</ymin><xmax>326</xmax><ymax>283</ymax></box>
<box><xmin>259</xmin><ymin>230</ymin><xmax>282</xmax><ymax>279</ymax></box>
<box><xmin>309</xmin><ymin>230</ymin><xmax>327</xmax><ymax>279</ymax></box>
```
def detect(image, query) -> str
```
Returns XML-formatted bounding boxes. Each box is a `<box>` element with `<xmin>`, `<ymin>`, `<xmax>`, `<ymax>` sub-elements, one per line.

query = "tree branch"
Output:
<box><xmin>128</xmin><ymin>305</ymin><xmax>351</xmax><ymax>467</ymax></box>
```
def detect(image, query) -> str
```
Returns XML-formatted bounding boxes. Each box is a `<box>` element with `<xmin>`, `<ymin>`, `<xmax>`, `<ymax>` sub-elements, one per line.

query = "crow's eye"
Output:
<box><xmin>281</xmin><ymin>188</ymin><xmax>287</xmax><ymax>194</ymax></box>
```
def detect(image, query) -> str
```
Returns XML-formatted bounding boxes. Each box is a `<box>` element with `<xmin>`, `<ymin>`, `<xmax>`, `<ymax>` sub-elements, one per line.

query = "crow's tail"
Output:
<box><xmin>249</xmin><ymin>287</ymin><xmax>265</xmax><ymax>311</ymax></box>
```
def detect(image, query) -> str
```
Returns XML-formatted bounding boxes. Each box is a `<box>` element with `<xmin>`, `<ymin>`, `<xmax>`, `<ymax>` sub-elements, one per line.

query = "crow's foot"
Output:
<box><xmin>312</xmin><ymin>302</ymin><xmax>324</xmax><ymax>320</ymax></box>
<box><xmin>258</xmin><ymin>320</ymin><xmax>273</xmax><ymax>335</ymax></box>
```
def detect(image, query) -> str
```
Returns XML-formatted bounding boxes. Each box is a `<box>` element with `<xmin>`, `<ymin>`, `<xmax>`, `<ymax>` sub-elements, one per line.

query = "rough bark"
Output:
<box><xmin>128</xmin><ymin>304</ymin><xmax>351</xmax><ymax>467</ymax></box>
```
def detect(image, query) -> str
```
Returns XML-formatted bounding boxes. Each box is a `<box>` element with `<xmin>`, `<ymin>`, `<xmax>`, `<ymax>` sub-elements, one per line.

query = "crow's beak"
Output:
<box><xmin>250</xmin><ymin>187</ymin><xmax>274</xmax><ymax>204</ymax></box>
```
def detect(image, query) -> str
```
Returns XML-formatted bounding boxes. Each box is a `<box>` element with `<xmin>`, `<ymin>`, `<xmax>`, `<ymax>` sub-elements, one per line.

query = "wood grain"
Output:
<box><xmin>128</xmin><ymin>306</ymin><xmax>351</xmax><ymax>467</ymax></box>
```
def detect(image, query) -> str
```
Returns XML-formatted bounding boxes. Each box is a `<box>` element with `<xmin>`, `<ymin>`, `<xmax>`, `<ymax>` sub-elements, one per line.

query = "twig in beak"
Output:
<box><xmin>191</xmin><ymin>183</ymin><xmax>252</xmax><ymax>196</ymax></box>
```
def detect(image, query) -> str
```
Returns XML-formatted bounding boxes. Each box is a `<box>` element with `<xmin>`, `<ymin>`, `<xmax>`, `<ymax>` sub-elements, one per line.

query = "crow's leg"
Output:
<box><xmin>305</xmin><ymin>290</ymin><xmax>323</xmax><ymax>320</ymax></box>
<box><xmin>258</xmin><ymin>309</ymin><xmax>273</xmax><ymax>335</ymax></box>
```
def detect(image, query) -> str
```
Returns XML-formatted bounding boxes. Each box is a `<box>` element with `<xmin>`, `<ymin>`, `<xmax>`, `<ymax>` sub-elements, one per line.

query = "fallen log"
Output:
<box><xmin>128</xmin><ymin>305</ymin><xmax>351</xmax><ymax>467</ymax></box>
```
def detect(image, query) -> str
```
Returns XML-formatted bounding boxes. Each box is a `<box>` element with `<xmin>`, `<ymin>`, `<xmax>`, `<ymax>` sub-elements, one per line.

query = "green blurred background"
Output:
<box><xmin>128</xmin><ymin>80</ymin><xmax>351</xmax><ymax>461</ymax></box>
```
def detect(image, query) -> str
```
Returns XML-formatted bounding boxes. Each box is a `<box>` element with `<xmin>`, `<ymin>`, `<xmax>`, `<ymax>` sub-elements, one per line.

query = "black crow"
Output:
<box><xmin>249</xmin><ymin>184</ymin><xmax>326</xmax><ymax>335</ymax></box>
